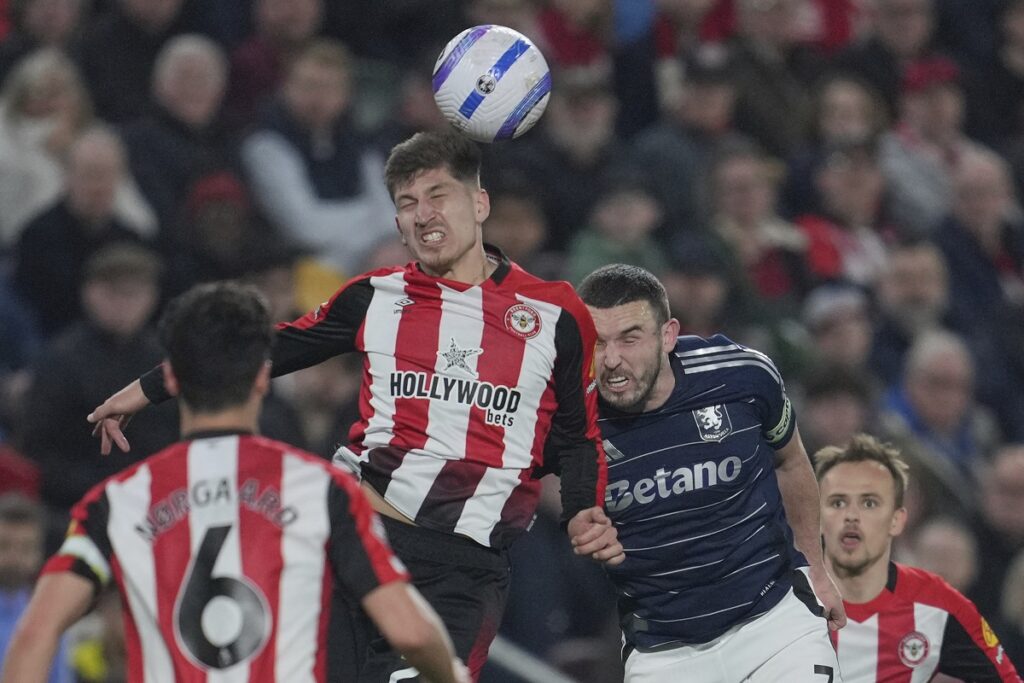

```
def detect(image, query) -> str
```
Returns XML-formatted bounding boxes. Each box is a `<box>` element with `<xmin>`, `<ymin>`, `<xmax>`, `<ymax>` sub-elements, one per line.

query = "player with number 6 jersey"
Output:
<box><xmin>1</xmin><ymin>284</ymin><xmax>468</xmax><ymax>683</ymax></box>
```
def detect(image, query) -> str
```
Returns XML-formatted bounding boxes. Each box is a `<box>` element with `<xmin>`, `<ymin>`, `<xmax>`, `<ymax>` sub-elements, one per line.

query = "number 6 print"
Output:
<box><xmin>174</xmin><ymin>525</ymin><xmax>270</xmax><ymax>669</ymax></box>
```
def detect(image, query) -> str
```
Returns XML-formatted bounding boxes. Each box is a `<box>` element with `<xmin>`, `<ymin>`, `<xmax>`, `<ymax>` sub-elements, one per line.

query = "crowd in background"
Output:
<box><xmin>1</xmin><ymin>0</ymin><xmax>1024</xmax><ymax>681</ymax></box>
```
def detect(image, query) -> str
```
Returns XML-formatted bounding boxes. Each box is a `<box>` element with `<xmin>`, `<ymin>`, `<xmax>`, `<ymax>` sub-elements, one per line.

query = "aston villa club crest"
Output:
<box><xmin>504</xmin><ymin>304</ymin><xmax>542</xmax><ymax>339</ymax></box>
<box><xmin>692</xmin><ymin>405</ymin><xmax>732</xmax><ymax>442</ymax></box>
<box><xmin>898</xmin><ymin>631</ymin><xmax>930</xmax><ymax>667</ymax></box>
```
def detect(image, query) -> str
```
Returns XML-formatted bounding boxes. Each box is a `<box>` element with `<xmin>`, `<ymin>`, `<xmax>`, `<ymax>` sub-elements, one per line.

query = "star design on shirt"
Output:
<box><xmin>438</xmin><ymin>337</ymin><xmax>483</xmax><ymax>377</ymax></box>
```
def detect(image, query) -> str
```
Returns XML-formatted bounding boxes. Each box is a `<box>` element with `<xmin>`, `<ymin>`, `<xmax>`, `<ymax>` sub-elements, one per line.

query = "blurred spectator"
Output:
<box><xmin>0</xmin><ymin>494</ymin><xmax>71</xmax><ymax>683</ymax></box>
<box><xmin>963</xmin><ymin>0</ymin><xmax>1024</xmax><ymax>146</ymax></box>
<box><xmin>971</xmin><ymin>445</ymin><xmax>1024</xmax><ymax>618</ymax></box>
<box><xmin>781</xmin><ymin>73</ymin><xmax>888</xmax><ymax>217</ymax></box>
<box><xmin>870</xmin><ymin>240</ymin><xmax>949</xmax><ymax>383</ymax></box>
<box><xmin>935</xmin><ymin>148</ymin><xmax>1024</xmax><ymax>327</ymax></box>
<box><xmin>0</xmin><ymin>50</ymin><xmax>155</xmax><ymax>250</ymax></box>
<box><xmin>121</xmin><ymin>33</ymin><xmax>229</xmax><ymax>234</ymax></box>
<box><xmin>223</xmin><ymin>0</ymin><xmax>323</xmax><ymax>132</ymax></box>
<box><xmin>466</xmin><ymin>0</ymin><xmax>544</xmax><ymax>43</ymax></box>
<box><xmin>833</xmin><ymin>0</ymin><xmax>938</xmax><ymax>113</ymax></box>
<box><xmin>653</xmin><ymin>0</ymin><xmax>719</xmax><ymax>60</ymax></box>
<box><xmin>879</xmin><ymin>330</ymin><xmax>1001</xmax><ymax>480</ymax></box>
<box><xmin>565</xmin><ymin>167</ymin><xmax>668</xmax><ymax>284</ymax></box>
<box><xmin>21</xmin><ymin>243</ymin><xmax>178</xmax><ymax>513</ymax></box>
<box><xmin>13</xmin><ymin>126</ymin><xmax>145</xmax><ymax>336</ymax></box>
<box><xmin>727</xmin><ymin>0</ymin><xmax>819</xmax><ymax>157</ymax></box>
<box><xmin>797</xmin><ymin>364</ymin><xmax>875</xmax><ymax>457</ymax></box>
<box><xmin>801</xmin><ymin>283</ymin><xmax>874</xmax><ymax>373</ymax></box>
<box><xmin>241</xmin><ymin>39</ymin><xmax>394</xmax><ymax>278</ymax></box>
<box><xmin>632</xmin><ymin>42</ymin><xmax>739</xmax><ymax>234</ymax></box>
<box><xmin>483</xmin><ymin>65</ymin><xmax>625</xmax><ymax>252</ymax></box>
<box><xmin>879</xmin><ymin>55</ymin><xmax>989</xmax><ymax>235</ymax></box>
<box><xmin>0</xmin><ymin>0</ymin><xmax>85</xmax><ymax>84</ymax></box>
<box><xmin>537</xmin><ymin>0</ymin><xmax>612</xmax><ymax>70</ymax></box>
<box><xmin>0</xmin><ymin>276</ymin><xmax>38</xmax><ymax>439</ymax></box>
<box><xmin>910</xmin><ymin>515</ymin><xmax>979</xmax><ymax>594</ymax></box>
<box><xmin>796</xmin><ymin>136</ymin><xmax>892</xmax><ymax>287</ymax></box>
<box><xmin>707</xmin><ymin>140</ymin><xmax>811</xmax><ymax>315</ymax></box>
<box><xmin>481</xmin><ymin>174</ymin><xmax>560</xmax><ymax>279</ymax></box>
<box><xmin>700</xmin><ymin>0</ymin><xmax>868</xmax><ymax>54</ymax></box>
<box><xmin>275</xmin><ymin>354</ymin><xmax>362</xmax><ymax>458</ymax></box>
<box><xmin>371</xmin><ymin>49</ymin><xmax>452</xmax><ymax>155</ymax></box>
<box><xmin>75</xmin><ymin>0</ymin><xmax>190</xmax><ymax>122</ymax></box>
<box><xmin>162</xmin><ymin>170</ymin><xmax>271</xmax><ymax>298</ymax></box>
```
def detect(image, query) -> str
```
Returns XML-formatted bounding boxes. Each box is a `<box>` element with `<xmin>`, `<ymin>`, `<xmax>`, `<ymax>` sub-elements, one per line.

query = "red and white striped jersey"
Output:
<box><xmin>271</xmin><ymin>247</ymin><xmax>605</xmax><ymax>549</ymax></box>
<box><xmin>43</xmin><ymin>432</ymin><xmax>408</xmax><ymax>683</ymax></box>
<box><xmin>831</xmin><ymin>562</ymin><xmax>1021</xmax><ymax>683</ymax></box>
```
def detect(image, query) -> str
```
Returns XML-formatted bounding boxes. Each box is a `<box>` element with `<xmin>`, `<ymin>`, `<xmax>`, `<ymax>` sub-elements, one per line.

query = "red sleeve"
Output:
<box><xmin>325</xmin><ymin>472</ymin><xmax>409</xmax><ymax>604</ymax></box>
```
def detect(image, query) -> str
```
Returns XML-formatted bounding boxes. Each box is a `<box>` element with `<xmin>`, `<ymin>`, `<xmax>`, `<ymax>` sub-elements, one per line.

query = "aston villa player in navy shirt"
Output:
<box><xmin>578</xmin><ymin>264</ymin><xmax>845</xmax><ymax>682</ymax></box>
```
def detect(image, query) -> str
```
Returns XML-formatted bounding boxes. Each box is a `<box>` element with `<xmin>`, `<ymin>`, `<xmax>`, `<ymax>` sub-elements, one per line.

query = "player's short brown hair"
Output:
<box><xmin>384</xmin><ymin>130</ymin><xmax>482</xmax><ymax>199</ymax></box>
<box><xmin>814</xmin><ymin>433</ymin><xmax>910</xmax><ymax>508</ymax></box>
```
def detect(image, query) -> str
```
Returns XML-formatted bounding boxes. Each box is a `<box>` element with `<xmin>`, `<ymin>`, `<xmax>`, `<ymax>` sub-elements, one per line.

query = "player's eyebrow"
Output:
<box><xmin>618</xmin><ymin>325</ymin><xmax>644</xmax><ymax>337</ymax></box>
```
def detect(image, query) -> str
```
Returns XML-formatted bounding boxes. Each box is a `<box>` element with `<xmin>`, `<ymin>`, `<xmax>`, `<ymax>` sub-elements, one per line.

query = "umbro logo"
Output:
<box><xmin>393</xmin><ymin>298</ymin><xmax>415</xmax><ymax>314</ymax></box>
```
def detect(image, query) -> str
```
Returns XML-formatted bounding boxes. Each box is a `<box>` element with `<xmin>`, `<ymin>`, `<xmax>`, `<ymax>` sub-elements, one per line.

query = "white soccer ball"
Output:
<box><xmin>432</xmin><ymin>24</ymin><xmax>551</xmax><ymax>143</ymax></box>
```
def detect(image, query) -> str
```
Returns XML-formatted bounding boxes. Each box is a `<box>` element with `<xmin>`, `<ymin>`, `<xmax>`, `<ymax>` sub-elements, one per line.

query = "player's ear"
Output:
<box><xmin>476</xmin><ymin>187</ymin><xmax>490</xmax><ymax>223</ymax></box>
<box><xmin>662</xmin><ymin>318</ymin><xmax>680</xmax><ymax>352</ymax></box>
<box><xmin>162</xmin><ymin>360</ymin><xmax>179</xmax><ymax>397</ymax></box>
<box><xmin>891</xmin><ymin>506</ymin><xmax>908</xmax><ymax>537</ymax></box>
<box><xmin>253</xmin><ymin>360</ymin><xmax>272</xmax><ymax>398</ymax></box>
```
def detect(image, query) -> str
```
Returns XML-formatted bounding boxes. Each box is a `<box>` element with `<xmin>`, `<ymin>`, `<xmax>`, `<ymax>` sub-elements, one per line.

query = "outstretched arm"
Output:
<box><xmin>775</xmin><ymin>427</ymin><xmax>847</xmax><ymax>632</ymax></box>
<box><xmin>0</xmin><ymin>572</ymin><xmax>94</xmax><ymax>683</ymax></box>
<box><xmin>86</xmin><ymin>378</ymin><xmax>151</xmax><ymax>455</ymax></box>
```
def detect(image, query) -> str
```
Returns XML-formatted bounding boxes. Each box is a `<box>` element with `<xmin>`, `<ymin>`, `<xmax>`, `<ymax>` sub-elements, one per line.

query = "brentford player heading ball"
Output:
<box><xmin>432</xmin><ymin>24</ymin><xmax>551</xmax><ymax>143</ymax></box>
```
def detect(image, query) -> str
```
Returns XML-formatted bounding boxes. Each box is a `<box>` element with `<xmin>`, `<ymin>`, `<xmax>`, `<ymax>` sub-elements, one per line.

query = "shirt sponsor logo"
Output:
<box><xmin>693</xmin><ymin>404</ymin><xmax>732</xmax><ymax>442</ymax></box>
<box><xmin>605</xmin><ymin>456</ymin><xmax>742</xmax><ymax>512</ymax></box>
<box><xmin>437</xmin><ymin>337</ymin><xmax>484</xmax><ymax>377</ymax></box>
<box><xmin>504</xmin><ymin>304</ymin><xmax>542</xmax><ymax>339</ymax></box>
<box><xmin>389</xmin><ymin>371</ymin><xmax>521</xmax><ymax>427</ymax></box>
<box><xmin>898</xmin><ymin>631</ymin><xmax>930</xmax><ymax>667</ymax></box>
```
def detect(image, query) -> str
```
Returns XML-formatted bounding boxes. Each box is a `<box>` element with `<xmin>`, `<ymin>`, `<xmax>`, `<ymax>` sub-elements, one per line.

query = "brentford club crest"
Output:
<box><xmin>898</xmin><ymin>631</ymin><xmax>930</xmax><ymax>667</ymax></box>
<box><xmin>504</xmin><ymin>304</ymin><xmax>541</xmax><ymax>339</ymax></box>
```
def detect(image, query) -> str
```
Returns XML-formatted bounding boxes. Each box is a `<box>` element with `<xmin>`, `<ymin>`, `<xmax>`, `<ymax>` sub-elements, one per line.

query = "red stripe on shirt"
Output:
<box><xmin>876</xmin><ymin>599</ymin><xmax>915</xmax><ymax>682</ymax></box>
<box><xmin>390</xmin><ymin>275</ymin><xmax>443</xmax><ymax>454</ymax></box>
<box><xmin>112</xmin><ymin>556</ymin><xmax>145</xmax><ymax>683</ymax></box>
<box><xmin>464</xmin><ymin>286</ymin><xmax>527</xmax><ymax>468</ymax></box>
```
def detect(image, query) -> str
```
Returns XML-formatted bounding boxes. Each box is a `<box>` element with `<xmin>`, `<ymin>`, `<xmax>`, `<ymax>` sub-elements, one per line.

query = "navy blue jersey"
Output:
<box><xmin>600</xmin><ymin>335</ymin><xmax>807</xmax><ymax>650</ymax></box>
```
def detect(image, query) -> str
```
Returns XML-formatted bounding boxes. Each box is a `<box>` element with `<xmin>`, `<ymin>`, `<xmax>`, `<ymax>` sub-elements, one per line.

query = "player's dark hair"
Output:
<box><xmin>159</xmin><ymin>282</ymin><xmax>272</xmax><ymax>413</ymax></box>
<box><xmin>813</xmin><ymin>433</ymin><xmax>910</xmax><ymax>508</ymax></box>
<box><xmin>577</xmin><ymin>264</ymin><xmax>671</xmax><ymax>326</ymax></box>
<box><xmin>384</xmin><ymin>130</ymin><xmax>482</xmax><ymax>198</ymax></box>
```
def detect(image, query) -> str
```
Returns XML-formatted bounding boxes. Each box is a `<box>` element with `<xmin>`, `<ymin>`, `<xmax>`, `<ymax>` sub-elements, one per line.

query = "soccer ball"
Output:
<box><xmin>432</xmin><ymin>25</ymin><xmax>551</xmax><ymax>143</ymax></box>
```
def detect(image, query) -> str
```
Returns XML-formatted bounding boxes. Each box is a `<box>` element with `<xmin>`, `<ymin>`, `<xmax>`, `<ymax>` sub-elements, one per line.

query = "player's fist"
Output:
<box><xmin>568</xmin><ymin>506</ymin><xmax>625</xmax><ymax>566</ymax></box>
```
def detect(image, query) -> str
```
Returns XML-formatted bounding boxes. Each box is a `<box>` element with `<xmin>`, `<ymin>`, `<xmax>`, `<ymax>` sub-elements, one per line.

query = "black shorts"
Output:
<box><xmin>329</xmin><ymin>518</ymin><xmax>511</xmax><ymax>682</ymax></box>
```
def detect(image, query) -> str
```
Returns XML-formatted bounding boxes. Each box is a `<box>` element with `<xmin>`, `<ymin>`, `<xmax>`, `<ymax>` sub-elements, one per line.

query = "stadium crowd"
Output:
<box><xmin>1</xmin><ymin>0</ymin><xmax>1023</xmax><ymax>680</ymax></box>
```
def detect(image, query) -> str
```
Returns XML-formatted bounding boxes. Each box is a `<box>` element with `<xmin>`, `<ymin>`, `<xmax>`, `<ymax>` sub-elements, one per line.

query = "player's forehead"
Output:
<box><xmin>821</xmin><ymin>460</ymin><xmax>896</xmax><ymax>497</ymax></box>
<box><xmin>588</xmin><ymin>300</ymin><xmax>659</xmax><ymax>339</ymax></box>
<box><xmin>394</xmin><ymin>166</ymin><xmax>465</xmax><ymax>198</ymax></box>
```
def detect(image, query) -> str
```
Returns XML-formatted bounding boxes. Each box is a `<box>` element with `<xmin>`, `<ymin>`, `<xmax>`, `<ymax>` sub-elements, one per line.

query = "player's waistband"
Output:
<box><xmin>380</xmin><ymin>516</ymin><xmax>509</xmax><ymax>572</ymax></box>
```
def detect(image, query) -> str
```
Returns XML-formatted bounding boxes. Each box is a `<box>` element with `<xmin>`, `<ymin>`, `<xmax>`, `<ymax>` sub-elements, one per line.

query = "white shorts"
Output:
<box><xmin>623</xmin><ymin>570</ymin><xmax>841</xmax><ymax>683</ymax></box>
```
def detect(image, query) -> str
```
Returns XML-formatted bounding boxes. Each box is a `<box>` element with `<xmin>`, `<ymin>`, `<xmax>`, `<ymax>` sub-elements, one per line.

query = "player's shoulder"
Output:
<box><xmin>894</xmin><ymin>562</ymin><xmax>973</xmax><ymax>608</ymax></box>
<box><xmin>673</xmin><ymin>334</ymin><xmax>783</xmax><ymax>385</ymax></box>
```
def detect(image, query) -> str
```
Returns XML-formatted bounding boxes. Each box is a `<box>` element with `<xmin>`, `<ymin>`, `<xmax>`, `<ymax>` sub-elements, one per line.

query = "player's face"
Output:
<box><xmin>820</xmin><ymin>461</ymin><xmax>907</xmax><ymax>579</ymax></box>
<box><xmin>0</xmin><ymin>521</ymin><xmax>43</xmax><ymax>590</ymax></box>
<box><xmin>589</xmin><ymin>301</ymin><xmax>677</xmax><ymax>412</ymax></box>
<box><xmin>393</xmin><ymin>166</ymin><xmax>490</xmax><ymax>281</ymax></box>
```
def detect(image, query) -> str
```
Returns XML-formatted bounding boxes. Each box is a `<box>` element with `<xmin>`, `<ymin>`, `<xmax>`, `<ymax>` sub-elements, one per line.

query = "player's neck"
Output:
<box><xmin>643</xmin><ymin>355</ymin><xmax>678</xmax><ymax>412</ymax></box>
<box><xmin>424</xmin><ymin>245</ymin><xmax>496</xmax><ymax>285</ymax></box>
<box><xmin>831</xmin><ymin>550</ymin><xmax>892</xmax><ymax>604</ymax></box>
<box><xmin>179</xmin><ymin>403</ymin><xmax>261</xmax><ymax>439</ymax></box>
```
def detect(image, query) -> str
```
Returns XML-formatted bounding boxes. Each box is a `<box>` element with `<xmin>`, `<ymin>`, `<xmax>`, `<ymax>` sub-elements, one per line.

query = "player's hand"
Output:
<box><xmin>809</xmin><ymin>565</ymin><xmax>847</xmax><ymax>631</ymax></box>
<box><xmin>567</xmin><ymin>506</ymin><xmax>625</xmax><ymax>566</ymax></box>
<box><xmin>87</xmin><ymin>380</ymin><xmax>150</xmax><ymax>455</ymax></box>
<box><xmin>452</xmin><ymin>657</ymin><xmax>471</xmax><ymax>683</ymax></box>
